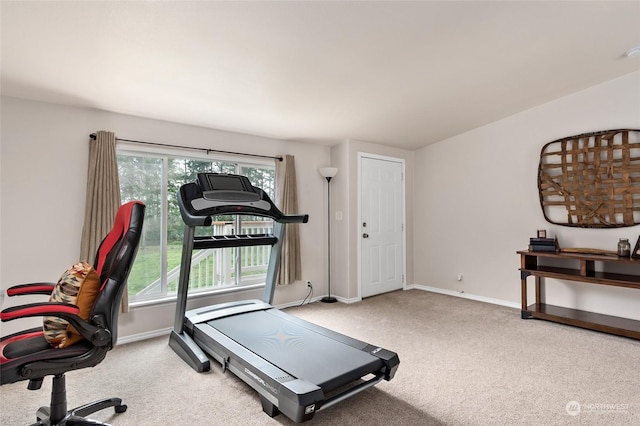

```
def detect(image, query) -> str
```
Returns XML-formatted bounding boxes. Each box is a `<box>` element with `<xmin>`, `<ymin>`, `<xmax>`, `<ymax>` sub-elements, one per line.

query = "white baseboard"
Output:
<box><xmin>277</xmin><ymin>294</ymin><xmax>362</xmax><ymax>307</ymax></box>
<box><xmin>116</xmin><ymin>327</ymin><xmax>172</xmax><ymax>346</ymax></box>
<box><xmin>276</xmin><ymin>296</ymin><xmax>324</xmax><ymax>309</ymax></box>
<box><xmin>335</xmin><ymin>295</ymin><xmax>361</xmax><ymax>304</ymax></box>
<box><xmin>407</xmin><ymin>284</ymin><xmax>520</xmax><ymax>310</ymax></box>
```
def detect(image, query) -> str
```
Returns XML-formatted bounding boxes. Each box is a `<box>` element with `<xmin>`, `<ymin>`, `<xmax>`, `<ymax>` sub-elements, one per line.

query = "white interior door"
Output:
<box><xmin>360</xmin><ymin>155</ymin><xmax>404</xmax><ymax>298</ymax></box>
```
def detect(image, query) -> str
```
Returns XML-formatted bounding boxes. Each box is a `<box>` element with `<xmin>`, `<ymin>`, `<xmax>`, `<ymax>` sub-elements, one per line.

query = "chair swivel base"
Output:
<box><xmin>30</xmin><ymin>374</ymin><xmax>127</xmax><ymax>426</ymax></box>
<box><xmin>34</xmin><ymin>398</ymin><xmax>127</xmax><ymax>426</ymax></box>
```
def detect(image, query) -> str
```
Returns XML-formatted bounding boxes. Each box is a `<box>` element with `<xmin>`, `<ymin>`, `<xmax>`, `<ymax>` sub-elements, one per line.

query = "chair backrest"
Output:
<box><xmin>90</xmin><ymin>201</ymin><xmax>145</xmax><ymax>347</ymax></box>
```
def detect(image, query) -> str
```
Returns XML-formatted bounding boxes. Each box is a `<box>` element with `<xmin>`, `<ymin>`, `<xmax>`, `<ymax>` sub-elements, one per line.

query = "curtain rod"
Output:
<box><xmin>89</xmin><ymin>133</ymin><xmax>283</xmax><ymax>161</ymax></box>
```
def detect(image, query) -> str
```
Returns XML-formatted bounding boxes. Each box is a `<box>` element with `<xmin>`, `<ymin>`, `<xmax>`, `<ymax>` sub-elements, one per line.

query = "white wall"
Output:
<box><xmin>0</xmin><ymin>96</ymin><xmax>329</xmax><ymax>339</ymax></box>
<box><xmin>414</xmin><ymin>71</ymin><xmax>640</xmax><ymax>320</ymax></box>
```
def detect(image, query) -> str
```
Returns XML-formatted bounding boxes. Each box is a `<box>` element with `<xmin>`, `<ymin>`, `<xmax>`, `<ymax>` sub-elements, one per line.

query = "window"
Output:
<box><xmin>117</xmin><ymin>149</ymin><xmax>275</xmax><ymax>304</ymax></box>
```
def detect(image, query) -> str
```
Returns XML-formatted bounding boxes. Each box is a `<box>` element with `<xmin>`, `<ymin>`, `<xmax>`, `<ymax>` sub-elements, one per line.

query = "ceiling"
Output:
<box><xmin>2</xmin><ymin>1</ymin><xmax>639</xmax><ymax>150</ymax></box>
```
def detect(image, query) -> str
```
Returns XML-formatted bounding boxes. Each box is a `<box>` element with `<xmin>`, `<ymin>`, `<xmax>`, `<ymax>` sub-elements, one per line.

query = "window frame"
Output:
<box><xmin>116</xmin><ymin>142</ymin><xmax>276</xmax><ymax>307</ymax></box>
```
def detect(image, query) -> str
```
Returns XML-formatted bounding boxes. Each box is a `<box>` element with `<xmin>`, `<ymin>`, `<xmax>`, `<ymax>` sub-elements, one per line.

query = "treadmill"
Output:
<box><xmin>169</xmin><ymin>173</ymin><xmax>400</xmax><ymax>423</ymax></box>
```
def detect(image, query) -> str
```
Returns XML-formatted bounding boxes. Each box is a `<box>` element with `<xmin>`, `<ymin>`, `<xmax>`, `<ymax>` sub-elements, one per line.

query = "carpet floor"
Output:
<box><xmin>1</xmin><ymin>289</ymin><xmax>638</xmax><ymax>425</ymax></box>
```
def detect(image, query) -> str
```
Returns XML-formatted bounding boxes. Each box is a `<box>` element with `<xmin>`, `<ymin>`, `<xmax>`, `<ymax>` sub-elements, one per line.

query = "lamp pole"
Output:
<box><xmin>318</xmin><ymin>167</ymin><xmax>338</xmax><ymax>303</ymax></box>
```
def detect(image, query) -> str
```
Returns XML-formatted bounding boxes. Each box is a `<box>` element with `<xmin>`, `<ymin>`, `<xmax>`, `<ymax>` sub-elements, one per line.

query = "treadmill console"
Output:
<box><xmin>178</xmin><ymin>173</ymin><xmax>308</xmax><ymax>226</ymax></box>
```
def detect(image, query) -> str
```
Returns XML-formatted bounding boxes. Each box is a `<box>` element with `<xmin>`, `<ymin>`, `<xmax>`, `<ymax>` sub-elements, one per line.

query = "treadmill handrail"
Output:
<box><xmin>193</xmin><ymin>234</ymin><xmax>278</xmax><ymax>249</ymax></box>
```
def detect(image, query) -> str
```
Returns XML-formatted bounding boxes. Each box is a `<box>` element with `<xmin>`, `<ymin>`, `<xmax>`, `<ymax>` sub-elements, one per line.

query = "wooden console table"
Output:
<box><xmin>518</xmin><ymin>250</ymin><xmax>640</xmax><ymax>339</ymax></box>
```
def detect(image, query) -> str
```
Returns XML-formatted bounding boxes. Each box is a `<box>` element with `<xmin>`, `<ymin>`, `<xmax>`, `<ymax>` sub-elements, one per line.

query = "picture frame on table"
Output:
<box><xmin>633</xmin><ymin>236</ymin><xmax>640</xmax><ymax>259</ymax></box>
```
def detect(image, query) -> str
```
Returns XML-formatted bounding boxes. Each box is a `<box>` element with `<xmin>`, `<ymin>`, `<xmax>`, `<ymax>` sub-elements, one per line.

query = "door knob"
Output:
<box><xmin>363</xmin><ymin>233</ymin><xmax>369</xmax><ymax>238</ymax></box>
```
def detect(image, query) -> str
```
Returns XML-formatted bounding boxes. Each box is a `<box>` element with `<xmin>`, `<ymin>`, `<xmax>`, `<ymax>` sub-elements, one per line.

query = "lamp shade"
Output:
<box><xmin>318</xmin><ymin>167</ymin><xmax>338</xmax><ymax>178</ymax></box>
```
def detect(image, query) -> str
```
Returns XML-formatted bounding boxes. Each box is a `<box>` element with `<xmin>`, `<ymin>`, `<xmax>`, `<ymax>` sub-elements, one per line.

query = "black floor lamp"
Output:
<box><xmin>319</xmin><ymin>167</ymin><xmax>338</xmax><ymax>303</ymax></box>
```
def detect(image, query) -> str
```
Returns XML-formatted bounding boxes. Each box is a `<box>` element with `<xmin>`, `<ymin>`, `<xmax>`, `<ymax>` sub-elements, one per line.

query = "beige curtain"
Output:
<box><xmin>275</xmin><ymin>155</ymin><xmax>302</xmax><ymax>285</ymax></box>
<box><xmin>80</xmin><ymin>131</ymin><xmax>125</xmax><ymax>309</ymax></box>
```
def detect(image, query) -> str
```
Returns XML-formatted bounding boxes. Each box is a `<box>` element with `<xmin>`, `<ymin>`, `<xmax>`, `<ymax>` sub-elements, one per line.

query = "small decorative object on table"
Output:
<box><xmin>617</xmin><ymin>238</ymin><xmax>631</xmax><ymax>257</ymax></box>
<box><xmin>529</xmin><ymin>236</ymin><xmax>559</xmax><ymax>252</ymax></box>
<box><xmin>537</xmin><ymin>229</ymin><xmax>547</xmax><ymax>238</ymax></box>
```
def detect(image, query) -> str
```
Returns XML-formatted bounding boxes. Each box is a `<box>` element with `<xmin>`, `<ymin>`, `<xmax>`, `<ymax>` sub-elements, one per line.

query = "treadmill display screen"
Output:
<box><xmin>201</xmin><ymin>174</ymin><xmax>249</xmax><ymax>192</ymax></box>
<box><xmin>195</xmin><ymin>173</ymin><xmax>262</xmax><ymax>204</ymax></box>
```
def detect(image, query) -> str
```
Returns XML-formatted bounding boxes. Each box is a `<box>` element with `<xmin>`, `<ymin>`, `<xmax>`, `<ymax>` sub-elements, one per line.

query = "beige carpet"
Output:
<box><xmin>1</xmin><ymin>289</ymin><xmax>638</xmax><ymax>425</ymax></box>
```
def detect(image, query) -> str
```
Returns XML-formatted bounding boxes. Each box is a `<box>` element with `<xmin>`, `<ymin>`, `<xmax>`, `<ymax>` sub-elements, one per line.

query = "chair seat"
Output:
<box><xmin>1</xmin><ymin>327</ymin><xmax>50</xmax><ymax>358</ymax></box>
<box><xmin>1</xmin><ymin>328</ymin><xmax>95</xmax><ymax>386</ymax></box>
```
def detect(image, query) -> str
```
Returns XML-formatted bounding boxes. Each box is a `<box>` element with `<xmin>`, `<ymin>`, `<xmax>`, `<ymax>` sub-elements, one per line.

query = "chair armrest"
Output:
<box><xmin>1</xmin><ymin>302</ymin><xmax>79</xmax><ymax>321</ymax></box>
<box><xmin>0</xmin><ymin>302</ymin><xmax>111</xmax><ymax>347</ymax></box>
<box><xmin>7</xmin><ymin>283</ymin><xmax>56</xmax><ymax>296</ymax></box>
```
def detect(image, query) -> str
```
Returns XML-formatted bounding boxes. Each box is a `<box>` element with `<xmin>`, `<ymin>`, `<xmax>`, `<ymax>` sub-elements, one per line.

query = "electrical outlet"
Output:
<box><xmin>457</xmin><ymin>273</ymin><xmax>464</xmax><ymax>282</ymax></box>
<box><xmin>306</xmin><ymin>280</ymin><xmax>312</xmax><ymax>288</ymax></box>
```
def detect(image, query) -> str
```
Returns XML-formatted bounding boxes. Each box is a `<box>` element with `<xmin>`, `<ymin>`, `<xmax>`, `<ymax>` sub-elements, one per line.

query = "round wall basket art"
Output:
<box><xmin>538</xmin><ymin>129</ymin><xmax>640</xmax><ymax>228</ymax></box>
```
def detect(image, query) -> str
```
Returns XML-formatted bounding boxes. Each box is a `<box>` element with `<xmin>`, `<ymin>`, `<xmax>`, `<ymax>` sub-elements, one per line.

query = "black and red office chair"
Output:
<box><xmin>1</xmin><ymin>201</ymin><xmax>145</xmax><ymax>425</ymax></box>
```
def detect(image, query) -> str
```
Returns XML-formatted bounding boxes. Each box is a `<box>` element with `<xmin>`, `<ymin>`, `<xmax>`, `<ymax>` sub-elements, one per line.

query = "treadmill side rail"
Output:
<box><xmin>185</xmin><ymin>299</ymin><xmax>271</xmax><ymax>327</ymax></box>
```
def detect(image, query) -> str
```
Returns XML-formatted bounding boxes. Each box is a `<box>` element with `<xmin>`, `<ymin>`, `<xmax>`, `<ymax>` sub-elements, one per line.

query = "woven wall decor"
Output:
<box><xmin>538</xmin><ymin>129</ymin><xmax>640</xmax><ymax>228</ymax></box>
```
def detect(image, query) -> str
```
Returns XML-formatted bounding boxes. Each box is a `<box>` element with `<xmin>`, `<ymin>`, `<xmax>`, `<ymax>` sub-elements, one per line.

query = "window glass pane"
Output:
<box><xmin>238</xmin><ymin>218</ymin><xmax>273</xmax><ymax>285</ymax></box>
<box><xmin>167</xmin><ymin>158</ymin><xmax>239</xmax><ymax>294</ymax></box>
<box><xmin>117</xmin><ymin>154</ymin><xmax>163</xmax><ymax>299</ymax></box>
<box><xmin>117</xmin><ymin>151</ymin><xmax>276</xmax><ymax>303</ymax></box>
<box><xmin>239</xmin><ymin>166</ymin><xmax>275</xmax><ymax>284</ymax></box>
<box><xmin>241</xmin><ymin>166</ymin><xmax>275</xmax><ymax>199</ymax></box>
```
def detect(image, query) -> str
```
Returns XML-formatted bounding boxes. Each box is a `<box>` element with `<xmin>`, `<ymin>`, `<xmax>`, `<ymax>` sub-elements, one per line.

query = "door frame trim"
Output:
<box><xmin>357</xmin><ymin>152</ymin><xmax>406</xmax><ymax>299</ymax></box>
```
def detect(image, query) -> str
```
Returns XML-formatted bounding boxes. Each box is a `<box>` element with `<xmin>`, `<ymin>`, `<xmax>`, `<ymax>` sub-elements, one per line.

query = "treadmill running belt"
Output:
<box><xmin>209</xmin><ymin>310</ymin><xmax>382</xmax><ymax>391</ymax></box>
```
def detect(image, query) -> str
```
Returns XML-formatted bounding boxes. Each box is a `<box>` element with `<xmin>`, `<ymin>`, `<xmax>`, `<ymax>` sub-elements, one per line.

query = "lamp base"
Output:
<box><xmin>320</xmin><ymin>296</ymin><xmax>337</xmax><ymax>303</ymax></box>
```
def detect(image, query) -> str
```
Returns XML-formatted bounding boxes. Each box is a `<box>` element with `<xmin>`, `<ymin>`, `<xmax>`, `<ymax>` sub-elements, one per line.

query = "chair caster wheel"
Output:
<box><xmin>115</xmin><ymin>404</ymin><xmax>127</xmax><ymax>413</ymax></box>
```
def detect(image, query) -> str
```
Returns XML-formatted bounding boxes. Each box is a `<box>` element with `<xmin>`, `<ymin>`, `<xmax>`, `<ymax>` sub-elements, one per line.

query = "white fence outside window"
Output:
<box><xmin>136</xmin><ymin>221</ymin><xmax>273</xmax><ymax>296</ymax></box>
